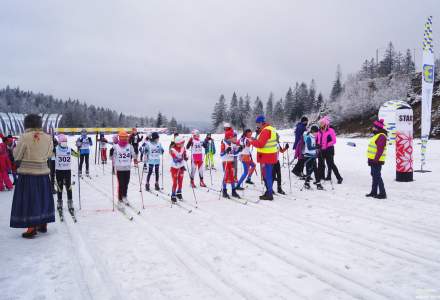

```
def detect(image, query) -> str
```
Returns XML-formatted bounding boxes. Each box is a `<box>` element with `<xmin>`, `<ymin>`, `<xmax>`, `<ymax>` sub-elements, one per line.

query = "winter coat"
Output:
<box><xmin>316</xmin><ymin>127</ymin><xmax>337</xmax><ymax>155</ymax></box>
<box><xmin>0</xmin><ymin>144</ymin><xmax>11</xmax><ymax>172</ymax></box>
<box><xmin>293</xmin><ymin>122</ymin><xmax>307</xmax><ymax>149</ymax></box>
<box><xmin>250</xmin><ymin>123</ymin><xmax>278</xmax><ymax>164</ymax></box>
<box><xmin>368</xmin><ymin>129</ymin><xmax>388</xmax><ymax>166</ymax></box>
<box><xmin>202</xmin><ymin>138</ymin><xmax>216</xmax><ymax>154</ymax></box>
<box><xmin>13</xmin><ymin>129</ymin><xmax>53</xmax><ymax>175</ymax></box>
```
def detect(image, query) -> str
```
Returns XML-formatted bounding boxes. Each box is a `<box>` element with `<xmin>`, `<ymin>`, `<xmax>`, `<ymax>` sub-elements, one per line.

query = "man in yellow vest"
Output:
<box><xmin>250</xmin><ymin>115</ymin><xmax>278</xmax><ymax>200</ymax></box>
<box><xmin>366</xmin><ymin>119</ymin><xmax>388</xmax><ymax>199</ymax></box>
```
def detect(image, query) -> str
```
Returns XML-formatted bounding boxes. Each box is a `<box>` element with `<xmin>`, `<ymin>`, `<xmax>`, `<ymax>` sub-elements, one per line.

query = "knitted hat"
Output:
<box><xmin>175</xmin><ymin>136</ymin><xmax>185</xmax><ymax>145</ymax></box>
<box><xmin>57</xmin><ymin>134</ymin><xmax>67</xmax><ymax>143</ymax></box>
<box><xmin>255</xmin><ymin>115</ymin><xmax>266</xmax><ymax>123</ymax></box>
<box><xmin>225</xmin><ymin>129</ymin><xmax>234</xmax><ymax>140</ymax></box>
<box><xmin>118</xmin><ymin>130</ymin><xmax>129</xmax><ymax>140</ymax></box>
<box><xmin>319</xmin><ymin>116</ymin><xmax>330</xmax><ymax>128</ymax></box>
<box><xmin>373</xmin><ymin>119</ymin><xmax>385</xmax><ymax>130</ymax></box>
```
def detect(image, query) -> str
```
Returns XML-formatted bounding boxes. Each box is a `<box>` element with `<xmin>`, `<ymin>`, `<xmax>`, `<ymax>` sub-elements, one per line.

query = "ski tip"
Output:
<box><xmin>188</xmin><ymin>210</ymin><xmax>193</xmax><ymax>213</ymax></box>
<box><xmin>129</xmin><ymin>217</ymin><xmax>134</xmax><ymax>221</ymax></box>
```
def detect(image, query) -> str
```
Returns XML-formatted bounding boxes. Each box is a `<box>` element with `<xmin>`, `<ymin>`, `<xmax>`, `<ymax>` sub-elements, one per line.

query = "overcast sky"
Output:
<box><xmin>1</xmin><ymin>0</ymin><xmax>438</xmax><ymax>122</ymax></box>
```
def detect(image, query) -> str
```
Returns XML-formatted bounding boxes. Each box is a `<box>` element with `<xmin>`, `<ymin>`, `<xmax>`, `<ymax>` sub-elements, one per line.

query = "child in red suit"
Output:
<box><xmin>220</xmin><ymin>129</ymin><xmax>242</xmax><ymax>199</ymax></box>
<box><xmin>0</xmin><ymin>143</ymin><xmax>13</xmax><ymax>191</ymax></box>
<box><xmin>170</xmin><ymin>136</ymin><xmax>188</xmax><ymax>203</ymax></box>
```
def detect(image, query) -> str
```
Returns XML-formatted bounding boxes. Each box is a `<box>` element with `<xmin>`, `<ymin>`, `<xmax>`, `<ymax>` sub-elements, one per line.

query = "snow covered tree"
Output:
<box><xmin>252</xmin><ymin>97</ymin><xmax>264</xmax><ymax>125</ymax></box>
<box><xmin>378</xmin><ymin>42</ymin><xmax>396</xmax><ymax>76</ymax></box>
<box><xmin>307</xmin><ymin>79</ymin><xmax>316</xmax><ymax>113</ymax></box>
<box><xmin>156</xmin><ymin>112</ymin><xmax>164</xmax><ymax>127</ymax></box>
<box><xmin>243</xmin><ymin>94</ymin><xmax>252</xmax><ymax>128</ymax></box>
<box><xmin>368</xmin><ymin>58</ymin><xmax>377</xmax><ymax>79</ymax></box>
<box><xmin>403</xmin><ymin>49</ymin><xmax>415</xmax><ymax>75</ymax></box>
<box><xmin>273</xmin><ymin>98</ymin><xmax>284</xmax><ymax>128</ymax></box>
<box><xmin>284</xmin><ymin>87</ymin><xmax>295</xmax><ymax>122</ymax></box>
<box><xmin>330</xmin><ymin>65</ymin><xmax>343</xmax><ymax>102</ymax></box>
<box><xmin>229</xmin><ymin>92</ymin><xmax>240</xmax><ymax>128</ymax></box>
<box><xmin>393</xmin><ymin>51</ymin><xmax>404</xmax><ymax>74</ymax></box>
<box><xmin>265</xmin><ymin>93</ymin><xmax>274</xmax><ymax>123</ymax></box>
<box><xmin>435</xmin><ymin>58</ymin><xmax>440</xmax><ymax>80</ymax></box>
<box><xmin>211</xmin><ymin>94</ymin><xmax>228</xmax><ymax>131</ymax></box>
<box><xmin>168</xmin><ymin>117</ymin><xmax>178</xmax><ymax>132</ymax></box>
<box><xmin>315</xmin><ymin>92</ymin><xmax>324</xmax><ymax>112</ymax></box>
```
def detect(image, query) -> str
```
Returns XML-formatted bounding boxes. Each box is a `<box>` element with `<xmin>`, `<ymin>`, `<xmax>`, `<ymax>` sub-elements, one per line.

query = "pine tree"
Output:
<box><xmin>273</xmin><ymin>98</ymin><xmax>284</xmax><ymax>128</ymax></box>
<box><xmin>156</xmin><ymin>112</ymin><xmax>164</xmax><ymax>127</ymax></box>
<box><xmin>252</xmin><ymin>97</ymin><xmax>264</xmax><ymax>123</ymax></box>
<box><xmin>168</xmin><ymin>117</ymin><xmax>178</xmax><ymax>132</ymax></box>
<box><xmin>284</xmin><ymin>87</ymin><xmax>294</xmax><ymax>122</ymax></box>
<box><xmin>378</xmin><ymin>42</ymin><xmax>396</xmax><ymax>76</ymax></box>
<box><xmin>315</xmin><ymin>92</ymin><xmax>324</xmax><ymax>112</ymax></box>
<box><xmin>330</xmin><ymin>65</ymin><xmax>343</xmax><ymax>102</ymax></box>
<box><xmin>393</xmin><ymin>51</ymin><xmax>404</xmax><ymax>74</ymax></box>
<box><xmin>368</xmin><ymin>58</ymin><xmax>377</xmax><ymax>79</ymax></box>
<box><xmin>265</xmin><ymin>93</ymin><xmax>274</xmax><ymax>123</ymax></box>
<box><xmin>244</xmin><ymin>94</ymin><xmax>252</xmax><ymax>128</ymax></box>
<box><xmin>360</xmin><ymin>59</ymin><xmax>369</xmax><ymax>79</ymax></box>
<box><xmin>237</xmin><ymin>96</ymin><xmax>246</xmax><ymax>131</ymax></box>
<box><xmin>229</xmin><ymin>92</ymin><xmax>240</xmax><ymax>128</ymax></box>
<box><xmin>211</xmin><ymin>94</ymin><xmax>228</xmax><ymax>131</ymax></box>
<box><xmin>403</xmin><ymin>49</ymin><xmax>415</xmax><ymax>75</ymax></box>
<box><xmin>307</xmin><ymin>80</ymin><xmax>316</xmax><ymax>113</ymax></box>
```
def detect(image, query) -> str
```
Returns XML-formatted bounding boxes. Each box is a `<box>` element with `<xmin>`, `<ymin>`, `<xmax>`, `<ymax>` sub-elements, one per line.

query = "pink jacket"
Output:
<box><xmin>316</xmin><ymin>127</ymin><xmax>337</xmax><ymax>150</ymax></box>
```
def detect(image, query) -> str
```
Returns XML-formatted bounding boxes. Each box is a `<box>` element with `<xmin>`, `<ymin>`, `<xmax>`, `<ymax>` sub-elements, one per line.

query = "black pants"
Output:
<box><xmin>305</xmin><ymin>156</ymin><xmax>319</xmax><ymax>182</ymax></box>
<box><xmin>116</xmin><ymin>170</ymin><xmax>131</xmax><ymax>201</ymax></box>
<box><xmin>147</xmin><ymin>164</ymin><xmax>159</xmax><ymax>183</ymax></box>
<box><xmin>370</xmin><ymin>164</ymin><xmax>386</xmax><ymax>195</ymax></box>
<box><xmin>321</xmin><ymin>149</ymin><xmax>342</xmax><ymax>180</ymax></box>
<box><xmin>49</xmin><ymin>159</ymin><xmax>56</xmax><ymax>190</ymax></box>
<box><xmin>56</xmin><ymin>170</ymin><xmax>72</xmax><ymax>202</ymax></box>
<box><xmin>272</xmin><ymin>161</ymin><xmax>282</xmax><ymax>190</ymax></box>
<box><xmin>79</xmin><ymin>154</ymin><xmax>90</xmax><ymax>174</ymax></box>
<box><xmin>292</xmin><ymin>158</ymin><xmax>305</xmax><ymax>175</ymax></box>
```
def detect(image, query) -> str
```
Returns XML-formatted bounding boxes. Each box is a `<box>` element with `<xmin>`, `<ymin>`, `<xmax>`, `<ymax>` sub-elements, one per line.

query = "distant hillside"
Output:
<box><xmin>0</xmin><ymin>86</ymin><xmax>190</xmax><ymax>133</ymax></box>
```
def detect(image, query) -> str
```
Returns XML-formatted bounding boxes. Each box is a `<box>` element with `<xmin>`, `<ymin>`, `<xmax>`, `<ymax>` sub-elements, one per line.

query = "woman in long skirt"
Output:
<box><xmin>10</xmin><ymin>114</ymin><xmax>55</xmax><ymax>238</ymax></box>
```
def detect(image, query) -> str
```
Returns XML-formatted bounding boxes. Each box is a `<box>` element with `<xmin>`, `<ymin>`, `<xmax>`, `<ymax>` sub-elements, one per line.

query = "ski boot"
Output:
<box><xmin>190</xmin><ymin>179</ymin><xmax>196</xmax><ymax>188</ymax></box>
<box><xmin>199</xmin><ymin>179</ymin><xmax>207</xmax><ymax>188</ymax></box>
<box><xmin>78</xmin><ymin>171</ymin><xmax>82</xmax><ymax>179</ymax></box>
<box><xmin>37</xmin><ymin>224</ymin><xmax>47</xmax><ymax>233</ymax></box>
<box><xmin>117</xmin><ymin>201</ymin><xmax>125</xmax><ymax>212</ymax></box>
<box><xmin>222</xmin><ymin>189</ymin><xmax>230</xmax><ymax>199</ymax></box>
<box><xmin>277</xmin><ymin>188</ymin><xmax>286</xmax><ymax>195</ymax></box>
<box><xmin>57</xmin><ymin>200</ymin><xmax>63</xmax><ymax>220</ymax></box>
<box><xmin>337</xmin><ymin>177</ymin><xmax>343</xmax><ymax>184</ymax></box>
<box><xmin>316</xmin><ymin>183</ymin><xmax>324</xmax><ymax>190</ymax></box>
<box><xmin>145</xmin><ymin>183</ymin><xmax>150</xmax><ymax>191</ymax></box>
<box><xmin>365</xmin><ymin>192</ymin><xmax>377</xmax><ymax>198</ymax></box>
<box><xmin>171</xmin><ymin>194</ymin><xmax>177</xmax><ymax>203</ymax></box>
<box><xmin>154</xmin><ymin>182</ymin><xmax>160</xmax><ymax>191</ymax></box>
<box><xmin>374</xmin><ymin>194</ymin><xmax>387</xmax><ymax>199</ymax></box>
<box><xmin>68</xmin><ymin>199</ymin><xmax>75</xmax><ymax>214</ymax></box>
<box><xmin>176</xmin><ymin>191</ymin><xmax>183</xmax><ymax>200</ymax></box>
<box><xmin>231</xmin><ymin>189</ymin><xmax>241</xmax><ymax>198</ymax></box>
<box><xmin>235</xmin><ymin>186</ymin><xmax>245</xmax><ymax>191</ymax></box>
<box><xmin>245</xmin><ymin>178</ymin><xmax>254</xmax><ymax>185</ymax></box>
<box><xmin>259</xmin><ymin>192</ymin><xmax>273</xmax><ymax>201</ymax></box>
<box><xmin>22</xmin><ymin>227</ymin><xmax>37</xmax><ymax>239</ymax></box>
<box><xmin>122</xmin><ymin>197</ymin><xmax>130</xmax><ymax>207</ymax></box>
<box><xmin>304</xmin><ymin>181</ymin><xmax>311</xmax><ymax>189</ymax></box>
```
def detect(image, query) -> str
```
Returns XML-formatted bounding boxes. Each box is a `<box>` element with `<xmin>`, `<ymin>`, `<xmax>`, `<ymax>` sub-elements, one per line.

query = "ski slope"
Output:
<box><xmin>1</xmin><ymin>131</ymin><xmax>440</xmax><ymax>300</ymax></box>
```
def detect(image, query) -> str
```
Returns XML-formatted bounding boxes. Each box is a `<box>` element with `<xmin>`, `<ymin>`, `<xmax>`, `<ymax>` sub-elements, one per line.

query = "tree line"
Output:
<box><xmin>0</xmin><ymin>86</ymin><xmax>190</xmax><ymax>133</ymax></box>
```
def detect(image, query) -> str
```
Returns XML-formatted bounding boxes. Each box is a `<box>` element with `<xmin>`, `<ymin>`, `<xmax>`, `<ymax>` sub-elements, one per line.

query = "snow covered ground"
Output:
<box><xmin>1</xmin><ymin>131</ymin><xmax>440</xmax><ymax>300</ymax></box>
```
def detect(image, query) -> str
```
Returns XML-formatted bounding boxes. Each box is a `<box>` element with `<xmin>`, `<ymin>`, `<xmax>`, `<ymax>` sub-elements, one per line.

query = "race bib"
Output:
<box><xmin>114</xmin><ymin>145</ymin><xmax>132</xmax><ymax>167</ymax></box>
<box><xmin>55</xmin><ymin>147</ymin><xmax>72</xmax><ymax>170</ymax></box>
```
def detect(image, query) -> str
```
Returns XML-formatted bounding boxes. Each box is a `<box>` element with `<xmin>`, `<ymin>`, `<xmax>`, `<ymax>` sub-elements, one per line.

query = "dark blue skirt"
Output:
<box><xmin>10</xmin><ymin>174</ymin><xmax>55</xmax><ymax>228</ymax></box>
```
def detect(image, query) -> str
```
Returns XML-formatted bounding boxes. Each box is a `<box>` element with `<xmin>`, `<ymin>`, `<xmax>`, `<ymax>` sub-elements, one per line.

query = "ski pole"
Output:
<box><xmin>136</xmin><ymin>162</ymin><xmax>145</xmax><ymax>209</ymax></box>
<box><xmin>208</xmin><ymin>153</ymin><xmax>213</xmax><ymax>186</ymax></box>
<box><xmin>77</xmin><ymin>156</ymin><xmax>82</xmax><ymax>210</ymax></box>
<box><xmin>219</xmin><ymin>161</ymin><xmax>227</xmax><ymax>200</ymax></box>
<box><xmin>94</xmin><ymin>133</ymin><xmax>98</xmax><ymax>164</ymax></box>
<box><xmin>161</xmin><ymin>153</ymin><xmax>164</xmax><ymax>190</ymax></box>
<box><xmin>286</xmin><ymin>143</ymin><xmax>292</xmax><ymax>193</ymax></box>
<box><xmin>111</xmin><ymin>164</ymin><xmax>115</xmax><ymax>212</ymax></box>
<box><xmin>139</xmin><ymin>163</ymin><xmax>145</xmax><ymax>192</ymax></box>
<box><xmin>185</xmin><ymin>160</ymin><xmax>198</xmax><ymax>208</ymax></box>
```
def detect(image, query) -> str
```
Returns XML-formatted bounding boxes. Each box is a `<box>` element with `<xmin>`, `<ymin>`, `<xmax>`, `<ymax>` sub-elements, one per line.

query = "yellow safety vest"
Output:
<box><xmin>366</xmin><ymin>133</ymin><xmax>387</xmax><ymax>162</ymax></box>
<box><xmin>256</xmin><ymin>125</ymin><xmax>278</xmax><ymax>154</ymax></box>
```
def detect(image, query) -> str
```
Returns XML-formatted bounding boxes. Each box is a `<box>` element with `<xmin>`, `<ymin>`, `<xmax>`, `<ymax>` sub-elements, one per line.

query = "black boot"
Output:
<box><xmin>316</xmin><ymin>183</ymin><xmax>324</xmax><ymax>190</ymax></box>
<box><xmin>176</xmin><ymin>191</ymin><xmax>183</xmax><ymax>200</ymax></box>
<box><xmin>259</xmin><ymin>193</ymin><xmax>273</xmax><ymax>201</ymax></box>
<box><xmin>154</xmin><ymin>182</ymin><xmax>160</xmax><ymax>191</ymax></box>
<box><xmin>374</xmin><ymin>194</ymin><xmax>387</xmax><ymax>199</ymax></box>
<box><xmin>171</xmin><ymin>195</ymin><xmax>177</xmax><ymax>203</ymax></box>
<box><xmin>222</xmin><ymin>189</ymin><xmax>230</xmax><ymax>199</ymax></box>
<box><xmin>245</xmin><ymin>178</ymin><xmax>254</xmax><ymax>185</ymax></box>
<box><xmin>365</xmin><ymin>192</ymin><xmax>377</xmax><ymax>197</ymax></box>
<box><xmin>337</xmin><ymin>177</ymin><xmax>343</xmax><ymax>184</ymax></box>
<box><xmin>22</xmin><ymin>227</ymin><xmax>37</xmax><ymax>238</ymax></box>
<box><xmin>277</xmin><ymin>187</ymin><xmax>286</xmax><ymax>195</ymax></box>
<box><xmin>304</xmin><ymin>182</ymin><xmax>311</xmax><ymax>189</ymax></box>
<box><xmin>37</xmin><ymin>224</ymin><xmax>47</xmax><ymax>233</ymax></box>
<box><xmin>231</xmin><ymin>189</ymin><xmax>241</xmax><ymax>198</ymax></box>
<box><xmin>235</xmin><ymin>186</ymin><xmax>245</xmax><ymax>191</ymax></box>
<box><xmin>145</xmin><ymin>183</ymin><xmax>150</xmax><ymax>191</ymax></box>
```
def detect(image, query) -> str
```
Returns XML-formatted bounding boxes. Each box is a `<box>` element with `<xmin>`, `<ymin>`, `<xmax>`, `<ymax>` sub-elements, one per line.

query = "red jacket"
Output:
<box><xmin>250</xmin><ymin>123</ymin><xmax>278</xmax><ymax>164</ymax></box>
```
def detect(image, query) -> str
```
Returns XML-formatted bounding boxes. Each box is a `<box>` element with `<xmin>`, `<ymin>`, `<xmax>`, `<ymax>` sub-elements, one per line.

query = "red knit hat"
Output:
<box><xmin>225</xmin><ymin>128</ymin><xmax>234</xmax><ymax>140</ymax></box>
<box><xmin>373</xmin><ymin>119</ymin><xmax>385</xmax><ymax>130</ymax></box>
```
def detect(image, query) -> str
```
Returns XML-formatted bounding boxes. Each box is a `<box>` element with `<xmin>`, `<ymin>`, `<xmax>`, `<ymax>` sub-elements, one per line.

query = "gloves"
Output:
<box><xmin>226</xmin><ymin>147</ymin><xmax>232</xmax><ymax>154</ymax></box>
<box><xmin>238</xmin><ymin>145</ymin><xmax>243</xmax><ymax>152</ymax></box>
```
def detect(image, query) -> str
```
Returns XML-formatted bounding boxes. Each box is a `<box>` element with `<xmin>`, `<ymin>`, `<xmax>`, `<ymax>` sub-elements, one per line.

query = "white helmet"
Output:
<box><xmin>223</xmin><ymin>122</ymin><xmax>231</xmax><ymax>128</ymax></box>
<box><xmin>175</xmin><ymin>136</ymin><xmax>185</xmax><ymax>145</ymax></box>
<box><xmin>191</xmin><ymin>129</ymin><xmax>200</xmax><ymax>136</ymax></box>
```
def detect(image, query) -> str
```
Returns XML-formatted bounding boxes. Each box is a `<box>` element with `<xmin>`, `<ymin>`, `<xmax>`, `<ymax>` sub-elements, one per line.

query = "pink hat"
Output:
<box><xmin>373</xmin><ymin>119</ymin><xmax>385</xmax><ymax>129</ymax></box>
<box><xmin>319</xmin><ymin>116</ymin><xmax>330</xmax><ymax>128</ymax></box>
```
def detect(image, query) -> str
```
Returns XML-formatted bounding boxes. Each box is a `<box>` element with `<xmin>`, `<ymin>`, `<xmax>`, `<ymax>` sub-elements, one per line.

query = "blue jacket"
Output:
<box><xmin>293</xmin><ymin>122</ymin><xmax>307</xmax><ymax>149</ymax></box>
<box><xmin>203</xmin><ymin>138</ymin><xmax>216</xmax><ymax>155</ymax></box>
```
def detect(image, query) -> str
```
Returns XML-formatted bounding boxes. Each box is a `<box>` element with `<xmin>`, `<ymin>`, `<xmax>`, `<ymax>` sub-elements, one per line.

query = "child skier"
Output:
<box><xmin>203</xmin><ymin>133</ymin><xmax>216</xmax><ymax>170</ymax></box>
<box><xmin>0</xmin><ymin>142</ymin><xmax>13</xmax><ymax>191</ymax></box>
<box><xmin>111</xmin><ymin>131</ymin><xmax>137</xmax><ymax>211</ymax></box>
<box><xmin>129</xmin><ymin>128</ymin><xmax>143</xmax><ymax>160</ymax></box>
<box><xmin>303</xmin><ymin>125</ymin><xmax>323</xmax><ymax>190</ymax></box>
<box><xmin>54</xmin><ymin>134</ymin><xmax>77</xmax><ymax>217</ymax></box>
<box><xmin>76</xmin><ymin>129</ymin><xmax>93</xmax><ymax>177</ymax></box>
<box><xmin>144</xmin><ymin>132</ymin><xmax>164</xmax><ymax>191</ymax></box>
<box><xmin>4</xmin><ymin>135</ymin><xmax>17</xmax><ymax>185</ymax></box>
<box><xmin>272</xmin><ymin>133</ymin><xmax>289</xmax><ymax>195</ymax></box>
<box><xmin>98</xmin><ymin>133</ymin><xmax>108</xmax><ymax>164</ymax></box>
<box><xmin>236</xmin><ymin>129</ymin><xmax>256</xmax><ymax>190</ymax></box>
<box><xmin>170</xmin><ymin>136</ymin><xmax>188</xmax><ymax>203</ymax></box>
<box><xmin>186</xmin><ymin>129</ymin><xmax>206</xmax><ymax>187</ymax></box>
<box><xmin>220</xmin><ymin>129</ymin><xmax>242</xmax><ymax>199</ymax></box>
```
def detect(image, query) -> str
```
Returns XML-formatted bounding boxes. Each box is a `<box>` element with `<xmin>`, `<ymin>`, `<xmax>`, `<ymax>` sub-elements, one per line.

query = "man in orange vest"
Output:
<box><xmin>250</xmin><ymin>115</ymin><xmax>278</xmax><ymax>200</ymax></box>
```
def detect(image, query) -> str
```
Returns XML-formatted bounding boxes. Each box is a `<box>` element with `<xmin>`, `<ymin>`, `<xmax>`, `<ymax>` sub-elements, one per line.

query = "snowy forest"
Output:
<box><xmin>211</xmin><ymin>42</ymin><xmax>440</xmax><ymax>132</ymax></box>
<box><xmin>0</xmin><ymin>87</ymin><xmax>190</xmax><ymax>132</ymax></box>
